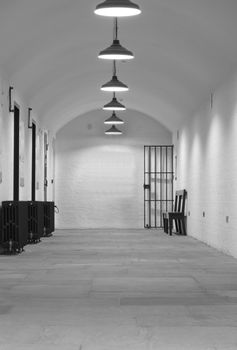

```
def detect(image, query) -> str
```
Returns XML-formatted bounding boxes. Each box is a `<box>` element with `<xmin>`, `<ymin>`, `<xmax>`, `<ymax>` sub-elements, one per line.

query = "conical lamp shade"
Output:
<box><xmin>103</xmin><ymin>96</ymin><xmax>126</xmax><ymax>111</ymax></box>
<box><xmin>105</xmin><ymin>124</ymin><xmax>122</xmax><ymax>135</ymax></box>
<box><xmin>101</xmin><ymin>75</ymin><xmax>129</xmax><ymax>92</ymax></box>
<box><xmin>95</xmin><ymin>0</ymin><xmax>141</xmax><ymax>17</ymax></box>
<box><xmin>104</xmin><ymin>111</ymin><xmax>124</xmax><ymax>125</ymax></box>
<box><xmin>98</xmin><ymin>39</ymin><xmax>134</xmax><ymax>60</ymax></box>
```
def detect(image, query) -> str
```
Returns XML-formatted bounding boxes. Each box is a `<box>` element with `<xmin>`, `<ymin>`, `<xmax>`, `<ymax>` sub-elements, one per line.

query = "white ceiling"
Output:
<box><xmin>1</xmin><ymin>0</ymin><xmax>237</xmax><ymax>133</ymax></box>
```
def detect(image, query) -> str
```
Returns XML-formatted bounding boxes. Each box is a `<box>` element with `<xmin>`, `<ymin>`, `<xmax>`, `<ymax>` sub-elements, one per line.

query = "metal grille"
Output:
<box><xmin>2</xmin><ymin>204</ymin><xmax>18</xmax><ymax>243</ymax></box>
<box><xmin>27</xmin><ymin>201</ymin><xmax>44</xmax><ymax>243</ymax></box>
<box><xmin>144</xmin><ymin>146</ymin><xmax>174</xmax><ymax>228</ymax></box>
<box><xmin>1</xmin><ymin>201</ymin><xmax>28</xmax><ymax>252</ymax></box>
<box><xmin>28</xmin><ymin>202</ymin><xmax>37</xmax><ymax>237</ymax></box>
<box><xmin>44</xmin><ymin>201</ymin><xmax>55</xmax><ymax>236</ymax></box>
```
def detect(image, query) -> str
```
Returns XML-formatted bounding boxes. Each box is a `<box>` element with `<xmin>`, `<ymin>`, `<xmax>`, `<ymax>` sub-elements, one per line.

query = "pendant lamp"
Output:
<box><xmin>99</xmin><ymin>39</ymin><xmax>134</xmax><ymax>60</ymax></box>
<box><xmin>98</xmin><ymin>18</ymin><xmax>134</xmax><ymax>60</ymax></box>
<box><xmin>101</xmin><ymin>61</ymin><xmax>128</xmax><ymax>92</ymax></box>
<box><xmin>105</xmin><ymin>124</ymin><xmax>122</xmax><ymax>135</ymax></box>
<box><xmin>103</xmin><ymin>93</ymin><xmax>126</xmax><ymax>110</ymax></box>
<box><xmin>95</xmin><ymin>0</ymin><xmax>141</xmax><ymax>17</ymax></box>
<box><xmin>104</xmin><ymin>111</ymin><xmax>124</xmax><ymax>124</ymax></box>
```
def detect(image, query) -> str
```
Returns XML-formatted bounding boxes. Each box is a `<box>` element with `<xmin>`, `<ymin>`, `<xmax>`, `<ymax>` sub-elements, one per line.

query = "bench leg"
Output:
<box><xmin>169</xmin><ymin>217</ymin><xmax>173</xmax><ymax>236</ymax></box>
<box><xmin>181</xmin><ymin>218</ymin><xmax>186</xmax><ymax>235</ymax></box>
<box><xmin>163</xmin><ymin>217</ymin><xmax>168</xmax><ymax>234</ymax></box>
<box><xmin>175</xmin><ymin>219</ymin><xmax>179</xmax><ymax>233</ymax></box>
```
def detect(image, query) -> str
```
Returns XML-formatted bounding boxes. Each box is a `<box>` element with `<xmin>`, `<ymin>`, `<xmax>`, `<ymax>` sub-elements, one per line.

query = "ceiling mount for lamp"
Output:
<box><xmin>95</xmin><ymin>0</ymin><xmax>141</xmax><ymax>17</ymax></box>
<box><xmin>103</xmin><ymin>93</ymin><xmax>126</xmax><ymax>110</ymax></box>
<box><xmin>104</xmin><ymin>111</ymin><xmax>124</xmax><ymax>124</ymax></box>
<box><xmin>98</xmin><ymin>18</ymin><xmax>134</xmax><ymax>60</ymax></box>
<box><xmin>101</xmin><ymin>61</ymin><xmax>129</xmax><ymax>92</ymax></box>
<box><xmin>105</xmin><ymin>124</ymin><xmax>122</xmax><ymax>135</ymax></box>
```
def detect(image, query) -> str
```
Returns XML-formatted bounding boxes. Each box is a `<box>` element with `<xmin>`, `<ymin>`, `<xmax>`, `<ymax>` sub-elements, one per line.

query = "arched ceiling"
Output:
<box><xmin>1</xmin><ymin>0</ymin><xmax>237</xmax><ymax>133</ymax></box>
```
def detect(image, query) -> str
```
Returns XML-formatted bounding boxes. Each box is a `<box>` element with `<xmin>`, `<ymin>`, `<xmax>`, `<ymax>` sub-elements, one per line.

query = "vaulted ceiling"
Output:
<box><xmin>1</xmin><ymin>0</ymin><xmax>237</xmax><ymax>133</ymax></box>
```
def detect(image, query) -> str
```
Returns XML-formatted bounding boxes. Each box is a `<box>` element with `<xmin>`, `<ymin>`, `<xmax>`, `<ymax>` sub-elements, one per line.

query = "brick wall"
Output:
<box><xmin>55</xmin><ymin>110</ymin><xmax>172</xmax><ymax>229</ymax></box>
<box><xmin>0</xmin><ymin>73</ymin><xmax>54</xmax><ymax>203</ymax></box>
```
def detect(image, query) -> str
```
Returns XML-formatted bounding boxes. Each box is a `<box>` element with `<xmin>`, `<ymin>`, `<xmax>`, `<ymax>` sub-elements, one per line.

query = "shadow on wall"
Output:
<box><xmin>55</xmin><ymin>109</ymin><xmax>172</xmax><ymax>229</ymax></box>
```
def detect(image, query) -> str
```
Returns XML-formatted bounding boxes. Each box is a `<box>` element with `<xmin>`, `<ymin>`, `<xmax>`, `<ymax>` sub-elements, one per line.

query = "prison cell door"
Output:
<box><xmin>44</xmin><ymin>132</ymin><xmax>48</xmax><ymax>201</ymax></box>
<box><xmin>144</xmin><ymin>145</ymin><xmax>174</xmax><ymax>228</ymax></box>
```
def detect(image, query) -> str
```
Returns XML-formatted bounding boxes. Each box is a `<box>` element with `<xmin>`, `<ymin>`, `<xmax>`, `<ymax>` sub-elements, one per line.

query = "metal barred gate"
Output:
<box><xmin>144</xmin><ymin>145</ymin><xmax>174</xmax><ymax>228</ymax></box>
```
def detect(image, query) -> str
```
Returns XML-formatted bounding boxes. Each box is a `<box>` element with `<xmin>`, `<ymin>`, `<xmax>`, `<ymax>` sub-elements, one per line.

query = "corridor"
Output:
<box><xmin>0</xmin><ymin>229</ymin><xmax>237</xmax><ymax>349</ymax></box>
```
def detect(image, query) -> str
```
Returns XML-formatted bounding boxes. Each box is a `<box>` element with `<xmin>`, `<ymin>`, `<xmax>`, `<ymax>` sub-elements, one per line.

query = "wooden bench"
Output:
<box><xmin>163</xmin><ymin>190</ymin><xmax>187</xmax><ymax>236</ymax></box>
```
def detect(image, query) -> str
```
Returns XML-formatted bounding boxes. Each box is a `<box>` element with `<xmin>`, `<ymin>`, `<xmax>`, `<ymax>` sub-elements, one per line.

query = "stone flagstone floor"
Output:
<box><xmin>0</xmin><ymin>229</ymin><xmax>237</xmax><ymax>349</ymax></box>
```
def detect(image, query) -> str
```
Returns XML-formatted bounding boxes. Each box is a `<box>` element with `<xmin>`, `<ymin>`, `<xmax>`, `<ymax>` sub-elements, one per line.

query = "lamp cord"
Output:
<box><xmin>113</xmin><ymin>18</ymin><xmax>118</xmax><ymax>96</ymax></box>
<box><xmin>113</xmin><ymin>17</ymin><xmax>118</xmax><ymax>40</ymax></box>
<box><xmin>113</xmin><ymin>18</ymin><xmax>118</xmax><ymax>77</ymax></box>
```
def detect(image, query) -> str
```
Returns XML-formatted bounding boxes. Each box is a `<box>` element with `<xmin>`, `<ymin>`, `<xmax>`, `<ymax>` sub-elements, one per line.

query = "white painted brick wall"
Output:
<box><xmin>0</xmin><ymin>73</ymin><xmax>54</xmax><ymax>203</ymax></box>
<box><xmin>56</xmin><ymin>110</ymin><xmax>172</xmax><ymax>229</ymax></box>
<box><xmin>174</xmin><ymin>72</ymin><xmax>237</xmax><ymax>258</ymax></box>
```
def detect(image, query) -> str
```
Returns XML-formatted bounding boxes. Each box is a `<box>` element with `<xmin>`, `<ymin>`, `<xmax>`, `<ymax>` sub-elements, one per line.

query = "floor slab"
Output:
<box><xmin>0</xmin><ymin>229</ymin><xmax>237</xmax><ymax>349</ymax></box>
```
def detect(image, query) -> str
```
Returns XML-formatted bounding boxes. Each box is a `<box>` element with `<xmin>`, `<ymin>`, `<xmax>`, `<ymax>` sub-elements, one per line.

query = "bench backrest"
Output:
<box><xmin>174</xmin><ymin>190</ymin><xmax>187</xmax><ymax>214</ymax></box>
